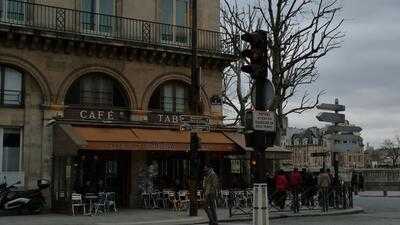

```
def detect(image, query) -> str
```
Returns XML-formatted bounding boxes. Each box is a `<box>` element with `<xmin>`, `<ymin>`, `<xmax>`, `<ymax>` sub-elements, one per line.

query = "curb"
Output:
<box><xmin>357</xmin><ymin>195</ymin><xmax>400</xmax><ymax>198</ymax></box>
<box><xmin>193</xmin><ymin>208</ymin><xmax>364</xmax><ymax>224</ymax></box>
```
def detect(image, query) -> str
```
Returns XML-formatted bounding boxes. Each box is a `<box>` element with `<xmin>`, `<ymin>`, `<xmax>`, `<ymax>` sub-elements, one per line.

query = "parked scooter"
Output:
<box><xmin>0</xmin><ymin>179</ymin><xmax>50</xmax><ymax>214</ymax></box>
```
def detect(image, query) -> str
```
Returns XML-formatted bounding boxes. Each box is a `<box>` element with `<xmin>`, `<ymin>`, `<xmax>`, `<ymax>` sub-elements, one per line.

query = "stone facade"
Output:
<box><xmin>0</xmin><ymin>0</ymin><xmax>229</xmax><ymax>207</ymax></box>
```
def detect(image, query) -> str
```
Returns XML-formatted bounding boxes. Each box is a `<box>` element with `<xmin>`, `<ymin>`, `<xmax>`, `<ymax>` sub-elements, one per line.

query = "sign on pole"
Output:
<box><xmin>252</xmin><ymin>111</ymin><xmax>276</xmax><ymax>132</ymax></box>
<box><xmin>180</xmin><ymin>115</ymin><xmax>210</xmax><ymax>132</ymax></box>
<box><xmin>316</xmin><ymin>112</ymin><xmax>345</xmax><ymax>124</ymax></box>
<box><xmin>317</xmin><ymin>103</ymin><xmax>345</xmax><ymax>112</ymax></box>
<box><xmin>311</xmin><ymin>152</ymin><xmax>329</xmax><ymax>157</ymax></box>
<box><xmin>326</xmin><ymin>125</ymin><xmax>362</xmax><ymax>134</ymax></box>
<box><xmin>251</xmin><ymin>79</ymin><xmax>275</xmax><ymax>109</ymax></box>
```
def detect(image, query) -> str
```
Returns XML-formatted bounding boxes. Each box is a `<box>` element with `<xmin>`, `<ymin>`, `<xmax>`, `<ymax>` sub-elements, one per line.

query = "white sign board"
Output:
<box><xmin>252</xmin><ymin>111</ymin><xmax>276</xmax><ymax>132</ymax></box>
<box><xmin>231</xmin><ymin>160</ymin><xmax>241</xmax><ymax>174</ymax></box>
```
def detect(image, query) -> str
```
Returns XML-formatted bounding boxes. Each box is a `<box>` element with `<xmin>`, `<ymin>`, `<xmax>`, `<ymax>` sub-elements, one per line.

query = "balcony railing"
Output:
<box><xmin>0</xmin><ymin>0</ymin><xmax>233</xmax><ymax>55</ymax></box>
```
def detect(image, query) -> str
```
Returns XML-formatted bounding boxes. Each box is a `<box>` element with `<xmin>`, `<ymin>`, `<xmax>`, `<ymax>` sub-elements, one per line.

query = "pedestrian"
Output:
<box><xmin>289</xmin><ymin>168</ymin><xmax>302</xmax><ymax>212</ymax></box>
<box><xmin>275</xmin><ymin>169</ymin><xmax>288</xmax><ymax>210</ymax></box>
<box><xmin>351</xmin><ymin>171</ymin><xmax>359</xmax><ymax>195</ymax></box>
<box><xmin>318</xmin><ymin>168</ymin><xmax>331</xmax><ymax>212</ymax></box>
<box><xmin>266</xmin><ymin>172</ymin><xmax>274</xmax><ymax>206</ymax></box>
<box><xmin>301</xmin><ymin>168</ymin><xmax>313</xmax><ymax>207</ymax></box>
<box><xmin>359</xmin><ymin>172</ymin><xmax>364</xmax><ymax>192</ymax></box>
<box><xmin>202</xmin><ymin>164</ymin><xmax>219</xmax><ymax>225</ymax></box>
<box><xmin>326</xmin><ymin>168</ymin><xmax>335</xmax><ymax>207</ymax></box>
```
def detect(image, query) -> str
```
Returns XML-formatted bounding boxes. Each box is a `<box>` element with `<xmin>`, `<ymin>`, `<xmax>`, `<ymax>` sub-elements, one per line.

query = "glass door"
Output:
<box><xmin>0</xmin><ymin>128</ymin><xmax>24</xmax><ymax>186</ymax></box>
<box><xmin>161</xmin><ymin>0</ymin><xmax>189</xmax><ymax>45</ymax></box>
<box><xmin>82</xmin><ymin>0</ymin><xmax>115</xmax><ymax>35</ymax></box>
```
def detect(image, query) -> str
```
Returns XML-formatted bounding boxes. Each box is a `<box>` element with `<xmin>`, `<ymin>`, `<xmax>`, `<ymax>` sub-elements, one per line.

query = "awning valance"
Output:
<box><xmin>54</xmin><ymin>125</ymin><xmax>246</xmax><ymax>156</ymax></box>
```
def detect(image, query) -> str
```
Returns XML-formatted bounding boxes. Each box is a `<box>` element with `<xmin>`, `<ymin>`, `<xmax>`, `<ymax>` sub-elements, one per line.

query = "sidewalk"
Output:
<box><xmin>357</xmin><ymin>191</ymin><xmax>400</xmax><ymax>197</ymax></box>
<box><xmin>0</xmin><ymin>207</ymin><xmax>364</xmax><ymax>225</ymax></box>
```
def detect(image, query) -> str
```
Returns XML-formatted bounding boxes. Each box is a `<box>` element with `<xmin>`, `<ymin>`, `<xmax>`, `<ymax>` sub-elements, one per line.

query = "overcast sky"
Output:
<box><xmin>285</xmin><ymin>0</ymin><xmax>400</xmax><ymax>148</ymax></box>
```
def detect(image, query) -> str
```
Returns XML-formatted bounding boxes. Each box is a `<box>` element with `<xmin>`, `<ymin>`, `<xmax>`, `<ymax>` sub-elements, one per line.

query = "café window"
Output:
<box><xmin>81</xmin><ymin>0</ymin><xmax>115</xmax><ymax>34</ymax></box>
<box><xmin>149</xmin><ymin>81</ymin><xmax>189</xmax><ymax>113</ymax></box>
<box><xmin>0</xmin><ymin>65</ymin><xmax>23</xmax><ymax>106</ymax></box>
<box><xmin>65</xmin><ymin>74</ymin><xmax>128</xmax><ymax>108</ymax></box>
<box><xmin>0</xmin><ymin>128</ymin><xmax>22</xmax><ymax>172</ymax></box>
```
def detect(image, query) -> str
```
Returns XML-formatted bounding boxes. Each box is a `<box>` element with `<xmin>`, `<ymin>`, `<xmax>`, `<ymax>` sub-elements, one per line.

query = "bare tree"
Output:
<box><xmin>220</xmin><ymin>0</ymin><xmax>262</xmax><ymax>126</ymax></box>
<box><xmin>381</xmin><ymin>138</ymin><xmax>400</xmax><ymax>168</ymax></box>
<box><xmin>221</xmin><ymin>0</ymin><xmax>344</xmax><ymax>144</ymax></box>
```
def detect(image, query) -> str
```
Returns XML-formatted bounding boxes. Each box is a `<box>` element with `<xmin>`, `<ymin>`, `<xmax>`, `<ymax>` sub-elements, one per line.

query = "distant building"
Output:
<box><xmin>285</xmin><ymin>126</ymin><xmax>366</xmax><ymax>170</ymax></box>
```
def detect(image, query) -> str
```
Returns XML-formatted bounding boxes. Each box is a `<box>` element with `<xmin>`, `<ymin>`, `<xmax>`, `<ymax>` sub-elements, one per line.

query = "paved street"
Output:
<box><xmin>214</xmin><ymin>196</ymin><xmax>400</xmax><ymax>225</ymax></box>
<box><xmin>0</xmin><ymin>195</ymin><xmax>399</xmax><ymax>225</ymax></box>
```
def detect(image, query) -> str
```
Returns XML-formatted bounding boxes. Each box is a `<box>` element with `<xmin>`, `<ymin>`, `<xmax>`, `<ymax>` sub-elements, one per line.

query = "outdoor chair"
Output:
<box><xmin>71</xmin><ymin>193</ymin><xmax>86</xmax><ymax>216</ymax></box>
<box><xmin>167</xmin><ymin>191</ymin><xmax>179</xmax><ymax>210</ymax></box>
<box><xmin>106</xmin><ymin>192</ymin><xmax>118</xmax><ymax>213</ymax></box>
<box><xmin>94</xmin><ymin>192</ymin><xmax>107</xmax><ymax>215</ymax></box>
<box><xmin>177</xmin><ymin>190</ymin><xmax>190</xmax><ymax>211</ymax></box>
<box><xmin>221</xmin><ymin>190</ymin><xmax>230</xmax><ymax>208</ymax></box>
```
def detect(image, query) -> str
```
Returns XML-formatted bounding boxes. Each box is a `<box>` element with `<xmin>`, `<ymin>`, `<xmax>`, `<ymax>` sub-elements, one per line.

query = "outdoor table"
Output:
<box><xmin>84</xmin><ymin>194</ymin><xmax>98</xmax><ymax>215</ymax></box>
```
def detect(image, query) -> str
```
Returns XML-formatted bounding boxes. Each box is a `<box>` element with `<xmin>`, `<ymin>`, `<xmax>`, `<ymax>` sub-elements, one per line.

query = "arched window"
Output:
<box><xmin>0</xmin><ymin>65</ymin><xmax>23</xmax><ymax>106</ymax></box>
<box><xmin>149</xmin><ymin>81</ymin><xmax>189</xmax><ymax>113</ymax></box>
<box><xmin>65</xmin><ymin>73</ymin><xmax>128</xmax><ymax>108</ymax></box>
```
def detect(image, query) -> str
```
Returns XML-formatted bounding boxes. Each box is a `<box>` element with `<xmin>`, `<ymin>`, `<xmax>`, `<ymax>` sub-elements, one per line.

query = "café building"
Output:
<box><xmin>0</xmin><ymin>0</ymin><xmax>249</xmax><ymax>208</ymax></box>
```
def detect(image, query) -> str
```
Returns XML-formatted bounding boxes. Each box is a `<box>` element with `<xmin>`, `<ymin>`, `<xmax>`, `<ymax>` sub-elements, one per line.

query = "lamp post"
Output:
<box><xmin>189</xmin><ymin>0</ymin><xmax>200</xmax><ymax>217</ymax></box>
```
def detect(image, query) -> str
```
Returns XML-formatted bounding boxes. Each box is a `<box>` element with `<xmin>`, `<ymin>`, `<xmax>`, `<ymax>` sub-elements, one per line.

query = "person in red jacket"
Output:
<box><xmin>274</xmin><ymin>170</ymin><xmax>288</xmax><ymax>210</ymax></box>
<box><xmin>289</xmin><ymin>168</ymin><xmax>302</xmax><ymax>212</ymax></box>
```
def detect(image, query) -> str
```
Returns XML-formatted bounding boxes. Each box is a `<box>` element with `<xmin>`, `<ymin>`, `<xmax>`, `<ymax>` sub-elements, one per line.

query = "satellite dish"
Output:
<box><xmin>251</xmin><ymin>79</ymin><xmax>275</xmax><ymax>109</ymax></box>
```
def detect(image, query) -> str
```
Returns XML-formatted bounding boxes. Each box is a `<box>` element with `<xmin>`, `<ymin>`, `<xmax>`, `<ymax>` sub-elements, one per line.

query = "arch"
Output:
<box><xmin>57</xmin><ymin>66</ymin><xmax>137</xmax><ymax>109</ymax></box>
<box><xmin>142</xmin><ymin>73</ymin><xmax>211</xmax><ymax>114</ymax></box>
<box><xmin>0</xmin><ymin>53</ymin><xmax>52</xmax><ymax>106</ymax></box>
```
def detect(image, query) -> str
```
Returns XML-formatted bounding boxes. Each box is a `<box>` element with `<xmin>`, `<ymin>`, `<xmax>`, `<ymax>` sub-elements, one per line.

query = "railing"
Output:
<box><xmin>227</xmin><ymin>185</ymin><xmax>354</xmax><ymax>217</ymax></box>
<box><xmin>0</xmin><ymin>0</ymin><xmax>233</xmax><ymax>55</ymax></box>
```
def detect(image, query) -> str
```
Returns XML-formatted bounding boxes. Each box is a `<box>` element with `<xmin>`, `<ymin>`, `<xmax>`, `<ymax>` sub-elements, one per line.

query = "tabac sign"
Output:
<box><xmin>64</xmin><ymin>108</ymin><xmax>129</xmax><ymax>122</ymax></box>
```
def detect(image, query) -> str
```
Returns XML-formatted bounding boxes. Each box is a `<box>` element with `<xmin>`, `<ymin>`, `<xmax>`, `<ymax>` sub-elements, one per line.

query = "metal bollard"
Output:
<box><xmin>253</xmin><ymin>183</ymin><xmax>269</xmax><ymax>225</ymax></box>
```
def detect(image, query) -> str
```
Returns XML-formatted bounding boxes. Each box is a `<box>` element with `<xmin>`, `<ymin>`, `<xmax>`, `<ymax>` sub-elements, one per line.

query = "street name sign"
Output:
<box><xmin>316</xmin><ymin>112</ymin><xmax>345</xmax><ymax>123</ymax></box>
<box><xmin>181</xmin><ymin>115</ymin><xmax>210</xmax><ymax>124</ymax></box>
<box><xmin>326</xmin><ymin>125</ymin><xmax>362</xmax><ymax>134</ymax></box>
<box><xmin>317</xmin><ymin>103</ymin><xmax>345</xmax><ymax>112</ymax></box>
<box><xmin>252</xmin><ymin>110</ymin><xmax>276</xmax><ymax>132</ymax></box>
<box><xmin>180</xmin><ymin>115</ymin><xmax>210</xmax><ymax>133</ymax></box>
<box><xmin>180</xmin><ymin>124</ymin><xmax>210</xmax><ymax>132</ymax></box>
<box><xmin>311</xmin><ymin>152</ymin><xmax>329</xmax><ymax>157</ymax></box>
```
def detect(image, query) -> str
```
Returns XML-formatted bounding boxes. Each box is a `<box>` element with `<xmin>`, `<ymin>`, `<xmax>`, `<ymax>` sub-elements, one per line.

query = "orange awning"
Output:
<box><xmin>67</xmin><ymin>126</ymin><xmax>242</xmax><ymax>153</ymax></box>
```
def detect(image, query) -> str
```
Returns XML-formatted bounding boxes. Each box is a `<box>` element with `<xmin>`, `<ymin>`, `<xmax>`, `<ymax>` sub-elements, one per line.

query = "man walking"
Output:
<box><xmin>318</xmin><ymin>168</ymin><xmax>331</xmax><ymax>212</ymax></box>
<box><xmin>203</xmin><ymin>164</ymin><xmax>219</xmax><ymax>225</ymax></box>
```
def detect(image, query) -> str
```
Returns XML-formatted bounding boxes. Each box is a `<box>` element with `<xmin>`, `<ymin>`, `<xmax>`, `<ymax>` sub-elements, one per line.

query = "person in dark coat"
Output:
<box><xmin>289</xmin><ymin>168</ymin><xmax>302</xmax><ymax>212</ymax></box>
<box><xmin>274</xmin><ymin>170</ymin><xmax>289</xmax><ymax>210</ymax></box>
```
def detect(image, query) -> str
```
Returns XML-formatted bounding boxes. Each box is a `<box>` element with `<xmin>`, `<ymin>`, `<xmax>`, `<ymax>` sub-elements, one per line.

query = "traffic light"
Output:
<box><xmin>240</xmin><ymin>30</ymin><xmax>269</xmax><ymax>79</ymax></box>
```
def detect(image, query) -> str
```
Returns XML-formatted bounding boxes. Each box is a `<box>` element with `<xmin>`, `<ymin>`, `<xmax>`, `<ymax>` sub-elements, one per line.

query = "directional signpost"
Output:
<box><xmin>316</xmin><ymin>98</ymin><xmax>363</xmax><ymax>188</ymax></box>
<box><xmin>326</xmin><ymin>125</ymin><xmax>362</xmax><ymax>134</ymax></box>
<box><xmin>317</xmin><ymin>103</ymin><xmax>345</xmax><ymax>112</ymax></box>
<box><xmin>316</xmin><ymin>112</ymin><xmax>345</xmax><ymax>124</ymax></box>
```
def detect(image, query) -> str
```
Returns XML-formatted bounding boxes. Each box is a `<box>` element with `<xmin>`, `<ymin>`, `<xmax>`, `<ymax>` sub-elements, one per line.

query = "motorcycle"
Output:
<box><xmin>0</xmin><ymin>179</ymin><xmax>50</xmax><ymax>215</ymax></box>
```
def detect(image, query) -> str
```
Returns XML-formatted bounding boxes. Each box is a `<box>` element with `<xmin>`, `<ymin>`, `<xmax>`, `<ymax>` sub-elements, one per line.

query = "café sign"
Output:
<box><xmin>64</xmin><ymin>108</ymin><xmax>129</xmax><ymax>121</ymax></box>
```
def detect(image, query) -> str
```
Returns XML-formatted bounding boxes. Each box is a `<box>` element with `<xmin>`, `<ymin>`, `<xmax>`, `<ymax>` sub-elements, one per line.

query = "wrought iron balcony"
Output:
<box><xmin>0</xmin><ymin>0</ymin><xmax>233</xmax><ymax>57</ymax></box>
